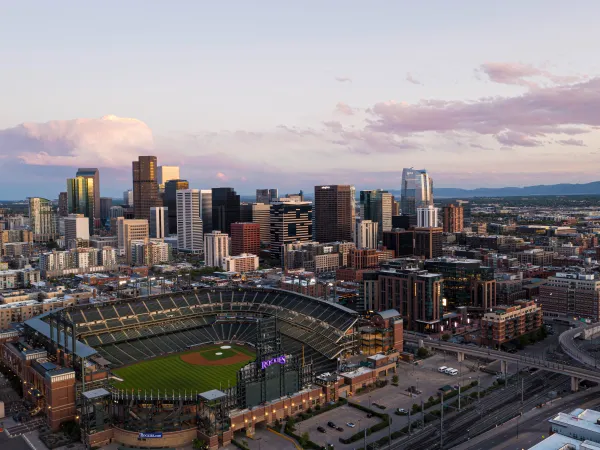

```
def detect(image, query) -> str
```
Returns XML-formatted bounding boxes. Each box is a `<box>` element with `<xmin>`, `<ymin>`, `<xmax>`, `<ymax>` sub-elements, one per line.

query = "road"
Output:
<box><xmin>453</xmin><ymin>388</ymin><xmax>600</xmax><ymax>450</ymax></box>
<box><xmin>406</xmin><ymin>335</ymin><xmax>600</xmax><ymax>383</ymax></box>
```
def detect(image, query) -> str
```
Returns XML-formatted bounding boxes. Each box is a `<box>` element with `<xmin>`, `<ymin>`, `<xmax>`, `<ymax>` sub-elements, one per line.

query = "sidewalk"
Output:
<box><xmin>450</xmin><ymin>387</ymin><xmax>600</xmax><ymax>450</ymax></box>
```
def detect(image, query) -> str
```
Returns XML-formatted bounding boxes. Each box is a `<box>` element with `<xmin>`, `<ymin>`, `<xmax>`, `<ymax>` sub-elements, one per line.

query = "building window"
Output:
<box><xmin>288</xmin><ymin>224</ymin><xmax>297</xmax><ymax>237</ymax></box>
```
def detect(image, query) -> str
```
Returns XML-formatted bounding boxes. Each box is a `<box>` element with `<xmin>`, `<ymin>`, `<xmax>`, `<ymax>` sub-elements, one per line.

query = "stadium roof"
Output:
<box><xmin>82</xmin><ymin>388</ymin><xmax>111</xmax><ymax>400</ymax></box>
<box><xmin>377</xmin><ymin>310</ymin><xmax>401</xmax><ymax>320</ymax></box>
<box><xmin>198</xmin><ymin>389</ymin><xmax>227</xmax><ymax>401</ymax></box>
<box><xmin>25</xmin><ymin>316</ymin><xmax>97</xmax><ymax>359</ymax></box>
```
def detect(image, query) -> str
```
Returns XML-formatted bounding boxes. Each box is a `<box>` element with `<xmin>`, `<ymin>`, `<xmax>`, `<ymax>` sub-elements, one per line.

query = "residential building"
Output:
<box><xmin>212</xmin><ymin>188</ymin><xmax>240</xmax><ymax>235</ymax></box>
<box><xmin>89</xmin><ymin>236</ymin><xmax>118</xmax><ymax>249</ymax></box>
<box><xmin>176</xmin><ymin>189</ymin><xmax>204</xmax><ymax>254</ymax></box>
<box><xmin>355</xmin><ymin>220</ymin><xmax>378</xmax><ymax>249</ymax></box>
<box><xmin>400</xmin><ymin>168</ymin><xmax>433</xmax><ymax>226</ymax></box>
<box><xmin>75</xmin><ymin>168</ymin><xmax>101</xmax><ymax>220</ymax></box>
<box><xmin>157</xmin><ymin>165</ymin><xmax>180</xmax><ymax>190</ymax></box>
<box><xmin>480</xmin><ymin>300</ymin><xmax>543</xmax><ymax>348</ymax></box>
<box><xmin>116</xmin><ymin>218</ymin><xmax>149</xmax><ymax>262</ymax></box>
<box><xmin>442</xmin><ymin>204</ymin><xmax>464</xmax><ymax>233</ymax></box>
<box><xmin>123</xmin><ymin>189</ymin><xmax>133</xmax><ymax>207</ymax></box>
<box><xmin>222</xmin><ymin>253</ymin><xmax>259</xmax><ymax>273</ymax></box>
<box><xmin>164</xmin><ymin>179</ymin><xmax>189</xmax><ymax>234</ymax></box>
<box><xmin>132</xmin><ymin>156</ymin><xmax>159</xmax><ymax>220</ymax></box>
<box><xmin>414</xmin><ymin>228</ymin><xmax>443</xmax><ymax>259</ymax></box>
<box><xmin>270</xmin><ymin>201</ymin><xmax>313</xmax><ymax>260</ymax></box>
<box><xmin>360</xmin><ymin>310</ymin><xmax>404</xmax><ymax>355</ymax></box>
<box><xmin>58</xmin><ymin>192</ymin><xmax>68</xmax><ymax>217</ymax></box>
<box><xmin>417</xmin><ymin>205</ymin><xmax>439</xmax><ymax>228</ymax></box>
<box><xmin>424</xmin><ymin>257</ymin><xmax>496</xmax><ymax>311</ymax></box>
<box><xmin>204</xmin><ymin>231</ymin><xmax>230</xmax><ymax>268</ymax></box>
<box><xmin>252</xmin><ymin>203</ymin><xmax>271</xmax><ymax>244</ymax></box>
<box><xmin>0</xmin><ymin>269</ymin><xmax>40</xmax><ymax>289</ymax></box>
<box><xmin>149</xmin><ymin>207</ymin><xmax>169</xmax><ymax>239</ymax></box>
<box><xmin>39</xmin><ymin>247</ymin><xmax>117</xmax><ymax>277</ymax></box>
<box><xmin>515</xmin><ymin>249</ymin><xmax>555</xmax><ymax>266</ymax></box>
<box><xmin>283</xmin><ymin>241</ymin><xmax>354</xmax><ymax>273</ymax></box>
<box><xmin>130</xmin><ymin>238</ymin><xmax>171</xmax><ymax>266</ymax></box>
<box><xmin>314</xmin><ymin>185</ymin><xmax>353</xmax><ymax>243</ymax></box>
<box><xmin>256</xmin><ymin>189</ymin><xmax>278</xmax><ymax>204</ymax></box>
<box><xmin>539</xmin><ymin>273</ymin><xmax>600</xmax><ymax>321</ymax></box>
<box><xmin>231</xmin><ymin>223</ymin><xmax>261</xmax><ymax>256</ymax></box>
<box><xmin>359</xmin><ymin>190</ymin><xmax>393</xmax><ymax>239</ymax></box>
<box><xmin>64</xmin><ymin>214</ymin><xmax>90</xmax><ymax>249</ymax></box>
<box><xmin>28</xmin><ymin>197</ymin><xmax>57</xmax><ymax>242</ymax></box>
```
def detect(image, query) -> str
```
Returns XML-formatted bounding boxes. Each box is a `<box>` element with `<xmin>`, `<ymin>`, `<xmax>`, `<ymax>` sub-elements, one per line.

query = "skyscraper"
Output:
<box><xmin>359</xmin><ymin>189</ymin><xmax>393</xmax><ymax>240</ymax></box>
<box><xmin>256</xmin><ymin>189</ymin><xmax>278</xmax><ymax>204</ymax></box>
<box><xmin>100</xmin><ymin>197</ymin><xmax>113</xmax><ymax>225</ymax></box>
<box><xmin>212</xmin><ymin>188</ymin><xmax>240</xmax><ymax>235</ymax></box>
<box><xmin>417</xmin><ymin>205</ymin><xmax>439</xmax><ymax>228</ymax></box>
<box><xmin>270</xmin><ymin>201</ymin><xmax>313</xmax><ymax>259</ymax></box>
<box><xmin>149</xmin><ymin>207</ymin><xmax>169</xmax><ymax>239</ymax></box>
<box><xmin>200</xmin><ymin>190</ymin><xmax>213</xmax><ymax>234</ymax></box>
<box><xmin>28</xmin><ymin>197</ymin><xmax>57</xmax><ymax>242</ymax></box>
<box><xmin>123</xmin><ymin>189</ymin><xmax>134</xmax><ymax>207</ymax></box>
<box><xmin>231</xmin><ymin>223</ymin><xmax>261</xmax><ymax>256</ymax></box>
<box><xmin>314</xmin><ymin>185</ymin><xmax>353</xmax><ymax>243</ymax></box>
<box><xmin>58</xmin><ymin>192</ymin><xmax>68</xmax><ymax>217</ymax></box>
<box><xmin>443</xmin><ymin>204</ymin><xmax>464</xmax><ymax>233</ymax></box>
<box><xmin>400</xmin><ymin>168</ymin><xmax>433</xmax><ymax>225</ymax></box>
<box><xmin>164</xmin><ymin>179</ymin><xmax>189</xmax><ymax>234</ymax></box>
<box><xmin>64</xmin><ymin>214</ymin><xmax>90</xmax><ymax>248</ymax></box>
<box><xmin>76</xmin><ymin>168</ymin><xmax>100</xmax><ymax>220</ymax></box>
<box><xmin>66</xmin><ymin>176</ymin><xmax>96</xmax><ymax>234</ymax></box>
<box><xmin>252</xmin><ymin>203</ymin><xmax>271</xmax><ymax>244</ymax></box>
<box><xmin>132</xmin><ymin>156</ymin><xmax>159</xmax><ymax>220</ymax></box>
<box><xmin>204</xmin><ymin>231</ymin><xmax>230</xmax><ymax>268</ymax></box>
<box><xmin>117</xmin><ymin>217</ymin><xmax>149</xmax><ymax>262</ymax></box>
<box><xmin>158</xmin><ymin>166</ymin><xmax>180</xmax><ymax>190</ymax></box>
<box><xmin>354</xmin><ymin>219</ymin><xmax>378</xmax><ymax>249</ymax></box>
<box><xmin>176</xmin><ymin>189</ymin><xmax>203</xmax><ymax>253</ymax></box>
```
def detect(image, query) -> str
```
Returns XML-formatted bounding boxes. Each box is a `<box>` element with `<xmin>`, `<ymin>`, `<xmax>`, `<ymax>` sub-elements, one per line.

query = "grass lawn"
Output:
<box><xmin>112</xmin><ymin>344</ymin><xmax>255</xmax><ymax>392</ymax></box>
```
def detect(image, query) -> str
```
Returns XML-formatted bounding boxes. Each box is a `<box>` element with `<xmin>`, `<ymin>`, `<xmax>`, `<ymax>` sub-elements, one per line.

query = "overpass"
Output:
<box><xmin>559</xmin><ymin>325</ymin><xmax>600</xmax><ymax>369</ymax></box>
<box><xmin>405</xmin><ymin>335</ymin><xmax>600</xmax><ymax>390</ymax></box>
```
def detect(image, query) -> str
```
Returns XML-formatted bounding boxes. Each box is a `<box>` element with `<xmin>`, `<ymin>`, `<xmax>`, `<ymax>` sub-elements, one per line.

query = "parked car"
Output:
<box><xmin>396</xmin><ymin>408</ymin><xmax>407</xmax><ymax>414</ymax></box>
<box><xmin>337</xmin><ymin>426</ymin><xmax>343</xmax><ymax>432</ymax></box>
<box><xmin>448</xmin><ymin>369</ymin><xmax>459</xmax><ymax>376</ymax></box>
<box><xmin>443</xmin><ymin>367</ymin><xmax>455</xmax><ymax>374</ymax></box>
<box><xmin>367</xmin><ymin>413</ymin><xmax>373</xmax><ymax>418</ymax></box>
<box><xmin>438</xmin><ymin>366</ymin><xmax>448</xmax><ymax>373</ymax></box>
<box><xmin>318</xmin><ymin>426</ymin><xmax>326</xmax><ymax>433</ymax></box>
<box><xmin>328</xmin><ymin>421</ymin><xmax>337</xmax><ymax>428</ymax></box>
<box><xmin>346</xmin><ymin>422</ymin><xmax>356</xmax><ymax>428</ymax></box>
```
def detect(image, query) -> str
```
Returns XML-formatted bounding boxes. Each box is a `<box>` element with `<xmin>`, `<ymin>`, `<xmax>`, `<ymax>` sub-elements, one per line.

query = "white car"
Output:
<box><xmin>438</xmin><ymin>366</ymin><xmax>448</xmax><ymax>373</ymax></box>
<box><xmin>448</xmin><ymin>369</ymin><xmax>459</xmax><ymax>376</ymax></box>
<box><xmin>346</xmin><ymin>422</ymin><xmax>356</xmax><ymax>428</ymax></box>
<box><xmin>444</xmin><ymin>367</ymin><xmax>455</xmax><ymax>374</ymax></box>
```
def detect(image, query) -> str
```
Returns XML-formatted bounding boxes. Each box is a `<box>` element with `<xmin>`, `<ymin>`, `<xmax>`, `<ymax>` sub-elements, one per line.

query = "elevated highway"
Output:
<box><xmin>405</xmin><ymin>335</ymin><xmax>600</xmax><ymax>389</ymax></box>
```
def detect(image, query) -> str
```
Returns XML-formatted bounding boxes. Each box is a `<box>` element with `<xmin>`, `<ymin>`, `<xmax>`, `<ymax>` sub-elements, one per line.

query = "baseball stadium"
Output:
<box><xmin>2</xmin><ymin>287</ymin><xmax>361</xmax><ymax>449</ymax></box>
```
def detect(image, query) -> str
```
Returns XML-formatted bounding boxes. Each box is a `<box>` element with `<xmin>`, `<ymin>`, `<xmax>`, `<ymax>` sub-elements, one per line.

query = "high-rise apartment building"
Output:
<box><xmin>314</xmin><ymin>185</ymin><xmax>353</xmax><ymax>243</ymax></box>
<box><xmin>270</xmin><ymin>201</ymin><xmax>313</xmax><ymax>260</ymax></box>
<box><xmin>360</xmin><ymin>190</ymin><xmax>393</xmax><ymax>240</ymax></box>
<box><xmin>222</xmin><ymin>254</ymin><xmax>259</xmax><ymax>273</ymax></box>
<box><xmin>75</xmin><ymin>168</ymin><xmax>100</xmax><ymax>220</ymax></box>
<box><xmin>123</xmin><ymin>190</ymin><xmax>134</xmax><ymax>207</ymax></box>
<box><xmin>252</xmin><ymin>203</ymin><xmax>271</xmax><ymax>244</ymax></box>
<box><xmin>28</xmin><ymin>197</ymin><xmax>57</xmax><ymax>242</ymax></box>
<box><xmin>100</xmin><ymin>197</ymin><xmax>113</xmax><ymax>225</ymax></box>
<box><xmin>66</xmin><ymin>176</ymin><xmax>96</xmax><ymax>234</ymax></box>
<box><xmin>176</xmin><ymin>189</ymin><xmax>203</xmax><ymax>254</ymax></box>
<box><xmin>64</xmin><ymin>214</ymin><xmax>90</xmax><ymax>249</ymax></box>
<box><xmin>417</xmin><ymin>205</ymin><xmax>439</xmax><ymax>228</ymax></box>
<box><xmin>212</xmin><ymin>188</ymin><xmax>240</xmax><ymax>235</ymax></box>
<box><xmin>204</xmin><ymin>231</ymin><xmax>230</xmax><ymax>268</ymax></box>
<box><xmin>116</xmin><ymin>218</ymin><xmax>149</xmax><ymax>262</ymax></box>
<box><xmin>200</xmin><ymin>190</ymin><xmax>213</xmax><ymax>235</ymax></box>
<box><xmin>132</xmin><ymin>156</ymin><xmax>159</xmax><ymax>220</ymax></box>
<box><xmin>231</xmin><ymin>223</ymin><xmax>261</xmax><ymax>256</ymax></box>
<box><xmin>401</xmin><ymin>168</ymin><xmax>433</xmax><ymax>225</ymax></box>
<box><xmin>480</xmin><ymin>301</ymin><xmax>542</xmax><ymax>348</ymax></box>
<box><xmin>442</xmin><ymin>204</ymin><xmax>464</xmax><ymax>233</ymax></box>
<box><xmin>149</xmin><ymin>207</ymin><xmax>169</xmax><ymax>239</ymax></box>
<box><xmin>256</xmin><ymin>189</ymin><xmax>278</xmax><ymax>204</ymax></box>
<box><xmin>130</xmin><ymin>238</ymin><xmax>171</xmax><ymax>266</ymax></box>
<box><xmin>355</xmin><ymin>220</ymin><xmax>379</xmax><ymax>249</ymax></box>
<box><xmin>58</xmin><ymin>192</ymin><xmax>68</xmax><ymax>217</ymax></box>
<box><xmin>164</xmin><ymin>179</ymin><xmax>189</xmax><ymax>234</ymax></box>
<box><xmin>157</xmin><ymin>166</ymin><xmax>180</xmax><ymax>190</ymax></box>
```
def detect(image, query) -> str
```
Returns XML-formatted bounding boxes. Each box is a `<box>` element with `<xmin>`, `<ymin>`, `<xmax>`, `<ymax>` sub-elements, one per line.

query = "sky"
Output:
<box><xmin>2</xmin><ymin>1</ymin><xmax>600</xmax><ymax>198</ymax></box>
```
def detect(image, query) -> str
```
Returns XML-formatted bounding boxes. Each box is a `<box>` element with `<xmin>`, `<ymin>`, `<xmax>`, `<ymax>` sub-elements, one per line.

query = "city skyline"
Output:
<box><xmin>3</xmin><ymin>2</ymin><xmax>600</xmax><ymax>198</ymax></box>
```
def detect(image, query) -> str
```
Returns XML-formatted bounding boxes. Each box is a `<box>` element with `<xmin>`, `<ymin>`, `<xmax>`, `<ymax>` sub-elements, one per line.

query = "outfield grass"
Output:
<box><xmin>112</xmin><ymin>344</ymin><xmax>255</xmax><ymax>392</ymax></box>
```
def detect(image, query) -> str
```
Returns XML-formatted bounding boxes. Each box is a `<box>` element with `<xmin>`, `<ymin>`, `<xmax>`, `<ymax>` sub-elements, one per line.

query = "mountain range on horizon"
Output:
<box><xmin>426</xmin><ymin>181</ymin><xmax>600</xmax><ymax>198</ymax></box>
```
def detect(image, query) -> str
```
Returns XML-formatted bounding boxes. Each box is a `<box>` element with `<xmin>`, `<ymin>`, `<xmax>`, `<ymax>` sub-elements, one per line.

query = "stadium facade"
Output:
<box><xmin>0</xmin><ymin>287</ymin><xmax>376</xmax><ymax>449</ymax></box>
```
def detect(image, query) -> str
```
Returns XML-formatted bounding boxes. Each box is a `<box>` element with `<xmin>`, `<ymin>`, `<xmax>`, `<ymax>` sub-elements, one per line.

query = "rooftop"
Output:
<box><xmin>550</xmin><ymin>408</ymin><xmax>600</xmax><ymax>437</ymax></box>
<box><xmin>341</xmin><ymin>366</ymin><xmax>373</xmax><ymax>379</ymax></box>
<box><xmin>528</xmin><ymin>434</ymin><xmax>593</xmax><ymax>450</ymax></box>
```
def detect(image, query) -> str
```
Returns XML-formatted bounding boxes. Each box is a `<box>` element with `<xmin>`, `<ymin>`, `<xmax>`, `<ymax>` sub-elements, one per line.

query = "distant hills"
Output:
<box><xmin>387</xmin><ymin>181</ymin><xmax>600</xmax><ymax>199</ymax></box>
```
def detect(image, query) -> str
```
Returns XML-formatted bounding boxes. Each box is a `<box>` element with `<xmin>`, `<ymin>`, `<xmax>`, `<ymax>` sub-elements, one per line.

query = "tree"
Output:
<box><xmin>192</xmin><ymin>438</ymin><xmax>208</xmax><ymax>450</ymax></box>
<box><xmin>299</xmin><ymin>432</ymin><xmax>310</xmax><ymax>447</ymax></box>
<box><xmin>417</xmin><ymin>347</ymin><xmax>429</xmax><ymax>358</ymax></box>
<box><xmin>441</xmin><ymin>333</ymin><xmax>451</xmax><ymax>341</ymax></box>
<box><xmin>392</xmin><ymin>375</ymin><xmax>399</xmax><ymax>384</ymax></box>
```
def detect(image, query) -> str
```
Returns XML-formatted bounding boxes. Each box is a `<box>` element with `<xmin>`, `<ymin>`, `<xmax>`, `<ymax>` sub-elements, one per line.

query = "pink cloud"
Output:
<box><xmin>216</xmin><ymin>172</ymin><xmax>227</xmax><ymax>180</ymax></box>
<box><xmin>496</xmin><ymin>131</ymin><xmax>542</xmax><ymax>147</ymax></box>
<box><xmin>335</xmin><ymin>102</ymin><xmax>354</xmax><ymax>116</ymax></box>
<box><xmin>557</xmin><ymin>138</ymin><xmax>586</xmax><ymax>147</ymax></box>
<box><xmin>480</xmin><ymin>62</ymin><xmax>583</xmax><ymax>88</ymax></box>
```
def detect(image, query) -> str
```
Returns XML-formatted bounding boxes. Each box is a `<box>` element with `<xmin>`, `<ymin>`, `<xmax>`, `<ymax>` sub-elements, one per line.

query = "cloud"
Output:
<box><xmin>496</xmin><ymin>131</ymin><xmax>541</xmax><ymax>147</ymax></box>
<box><xmin>366</xmin><ymin>77</ymin><xmax>600</xmax><ymax>145</ymax></box>
<box><xmin>480</xmin><ymin>62</ymin><xmax>583</xmax><ymax>88</ymax></box>
<box><xmin>323</xmin><ymin>121</ymin><xmax>344</xmax><ymax>132</ymax></box>
<box><xmin>335</xmin><ymin>102</ymin><xmax>354</xmax><ymax>115</ymax></box>
<box><xmin>216</xmin><ymin>172</ymin><xmax>228</xmax><ymax>180</ymax></box>
<box><xmin>0</xmin><ymin>115</ymin><xmax>154</xmax><ymax>167</ymax></box>
<box><xmin>557</xmin><ymin>138</ymin><xmax>586</xmax><ymax>147</ymax></box>
<box><xmin>334</xmin><ymin>76</ymin><xmax>352</xmax><ymax>83</ymax></box>
<box><xmin>405</xmin><ymin>73</ymin><xmax>422</xmax><ymax>85</ymax></box>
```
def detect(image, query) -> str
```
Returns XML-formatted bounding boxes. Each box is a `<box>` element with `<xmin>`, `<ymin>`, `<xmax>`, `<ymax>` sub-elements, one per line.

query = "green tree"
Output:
<box><xmin>417</xmin><ymin>347</ymin><xmax>429</xmax><ymax>358</ymax></box>
<box><xmin>441</xmin><ymin>333</ymin><xmax>451</xmax><ymax>341</ymax></box>
<box><xmin>192</xmin><ymin>438</ymin><xmax>208</xmax><ymax>450</ymax></box>
<box><xmin>299</xmin><ymin>432</ymin><xmax>310</xmax><ymax>447</ymax></box>
<box><xmin>392</xmin><ymin>375</ymin><xmax>399</xmax><ymax>384</ymax></box>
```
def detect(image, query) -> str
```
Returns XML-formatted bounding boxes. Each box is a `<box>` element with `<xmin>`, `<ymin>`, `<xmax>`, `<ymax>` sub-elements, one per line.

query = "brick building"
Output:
<box><xmin>480</xmin><ymin>300</ymin><xmax>543</xmax><ymax>348</ymax></box>
<box><xmin>231</xmin><ymin>223</ymin><xmax>261</xmax><ymax>256</ymax></box>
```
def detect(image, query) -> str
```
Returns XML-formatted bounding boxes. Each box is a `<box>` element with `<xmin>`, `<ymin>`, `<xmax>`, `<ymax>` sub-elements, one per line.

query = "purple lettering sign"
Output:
<box><xmin>261</xmin><ymin>355</ymin><xmax>286</xmax><ymax>370</ymax></box>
